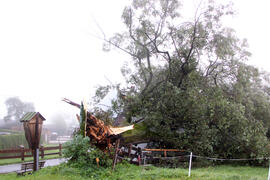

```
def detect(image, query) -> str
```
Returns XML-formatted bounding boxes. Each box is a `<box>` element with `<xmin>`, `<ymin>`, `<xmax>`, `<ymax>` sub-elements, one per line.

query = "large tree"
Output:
<box><xmin>4</xmin><ymin>97</ymin><xmax>35</xmax><ymax>123</ymax></box>
<box><xmin>96</xmin><ymin>0</ymin><xmax>270</xmax><ymax>159</ymax></box>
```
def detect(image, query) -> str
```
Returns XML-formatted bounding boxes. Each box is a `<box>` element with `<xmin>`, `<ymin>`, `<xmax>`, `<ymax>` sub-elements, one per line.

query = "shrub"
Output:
<box><xmin>63</xmin><ymin>135</ymin><xmax>112</xmax><ymax>170</ymax></box>
<box><xmin>0</xmin><ymin>133</ymin><xmax>28</xmax><ymax>149</ymax></box>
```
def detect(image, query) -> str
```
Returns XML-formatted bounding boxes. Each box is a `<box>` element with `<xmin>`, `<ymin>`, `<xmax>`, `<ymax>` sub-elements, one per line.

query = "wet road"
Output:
<box><xmin>0</xmin><ymin>158</ymin><xmax>66</xmax><ymax>174</ymax></box>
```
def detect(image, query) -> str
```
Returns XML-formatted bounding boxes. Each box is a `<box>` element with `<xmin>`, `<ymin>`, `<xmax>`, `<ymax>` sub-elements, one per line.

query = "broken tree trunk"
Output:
<box><xmin>62</xmin><ymin>98</ymin><xmax>133</xmax><ymax>151</ymax></box>
<box><xmin>112</xmin><ymin>139</ymin><xmax>120</xmax><ymax>170</ymax></box>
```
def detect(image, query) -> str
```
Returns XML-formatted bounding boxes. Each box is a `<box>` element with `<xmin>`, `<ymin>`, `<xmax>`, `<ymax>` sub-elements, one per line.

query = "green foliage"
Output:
<box><xmin>63</xmin><ymin>135</ymin><xmax>112</xmax><ymax>170</ymax></box>
<box><xmin>95</xmin><ymin>0</ymin><xmax>270</xmax><ymax>163</ymax></box>
<box><xmin>92</xmin><ymin>107</ymin><xmax>114</xmax><ymax>126</ymax></box>
<box><xmin>93</xmin><ymin>85</ymin><xmax>111</xmax><ymax>104</ymax></box>
<box><xmin>1</xmin><ymin>164</ymin><xmax>268</xmax><ymax>180</ymax></box>
<box><xmin>79</xmin><ymin>103</ymin><xmax>86</xmax><ymax>137</ymax></box>
<box><xmin>3</xmin><ymin>96</ymin><xmax>35</xmax><ymax>123</ymax></box>
<box><xmin>0</xmin><ymin>133</ymin><xmax>28</xmax><ymax>149</ymax></box>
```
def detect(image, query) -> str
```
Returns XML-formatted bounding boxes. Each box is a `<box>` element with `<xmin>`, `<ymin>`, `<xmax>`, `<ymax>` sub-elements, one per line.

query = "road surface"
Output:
<box><xmin>0</xmin><ymin>158</ymin><xmax>66</xmax><ymax>174</ymax></box>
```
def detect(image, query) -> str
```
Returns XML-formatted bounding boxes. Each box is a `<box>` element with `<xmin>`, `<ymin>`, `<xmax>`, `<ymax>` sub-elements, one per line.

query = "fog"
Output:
<box><xmin>0</xmin><ymin>0</ymin><xmax>270</xmax><ymax>129</ymax></box>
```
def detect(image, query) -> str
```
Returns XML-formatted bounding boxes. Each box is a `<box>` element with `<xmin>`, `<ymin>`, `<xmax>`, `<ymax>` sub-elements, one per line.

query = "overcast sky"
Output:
<box><xmin>0</xmin><ymin>0</ymin><xmax>269</xmax><ymax>124</ymax></box>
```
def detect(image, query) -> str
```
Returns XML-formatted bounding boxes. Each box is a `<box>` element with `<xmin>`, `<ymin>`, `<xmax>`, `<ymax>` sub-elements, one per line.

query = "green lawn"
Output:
<box><xmin>0</xmin><ymin>164</ymin><xmax>268</xmax><ymax>180</ymax></box>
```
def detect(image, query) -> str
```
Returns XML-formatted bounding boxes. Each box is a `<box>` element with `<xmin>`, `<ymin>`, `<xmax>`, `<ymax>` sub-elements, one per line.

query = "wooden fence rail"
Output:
<box><xmin>0</xmin><ymin>144</ymin><xmax>63</xmax><ymax>161</ymax></box>
<box><xmin>142</xmin><ymin>148</ymin><xmax>186</xmax><ymax>157</ymax></box>
<box><xmin>114</xmin><ymin>143</ymin><xmax>187</xmax><ymax>167</ymax></box>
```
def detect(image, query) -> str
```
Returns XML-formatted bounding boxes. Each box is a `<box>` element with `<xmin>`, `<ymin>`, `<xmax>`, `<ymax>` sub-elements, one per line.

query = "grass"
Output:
<box><xmin>0</xmin><ymin>163</ymin><xmax>268</xmax><ymax>180</ymax></box>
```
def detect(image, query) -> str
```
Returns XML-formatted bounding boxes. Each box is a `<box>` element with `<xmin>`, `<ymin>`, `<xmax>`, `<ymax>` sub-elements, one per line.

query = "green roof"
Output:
<box><xmin>20</xmin><ymin>112</ymin><xmax>46</xmax><ymax>122</ymax></box>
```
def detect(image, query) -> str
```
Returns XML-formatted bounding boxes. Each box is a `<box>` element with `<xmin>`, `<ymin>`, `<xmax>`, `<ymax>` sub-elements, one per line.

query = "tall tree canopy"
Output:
<box><xmin>96</xmin><ymin>0</ymin><xmax>270</xmax><ymax>159</ymax></box>
<box><xmin>4</xmin><ymin>97</ymin><xmax>35</xmax><ymax>123</ymax></box>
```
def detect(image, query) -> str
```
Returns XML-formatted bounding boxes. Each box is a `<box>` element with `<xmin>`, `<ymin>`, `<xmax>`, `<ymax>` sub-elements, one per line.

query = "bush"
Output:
<box><xmin>0</xmin><ymin>133</ymin><xmax>28</xmax><ymax>149</ymax></box>
<box><xmin>63</xmin><ymin>135</ymin><xmax>112</xmax><ymax>170</ymax></box>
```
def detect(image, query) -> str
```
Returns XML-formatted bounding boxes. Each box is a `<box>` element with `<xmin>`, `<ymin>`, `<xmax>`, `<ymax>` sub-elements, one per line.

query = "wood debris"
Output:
<box><xmin>62</xmin><ymin>98</ymin><xmax>133</xmax><ymax>150</ymax></box>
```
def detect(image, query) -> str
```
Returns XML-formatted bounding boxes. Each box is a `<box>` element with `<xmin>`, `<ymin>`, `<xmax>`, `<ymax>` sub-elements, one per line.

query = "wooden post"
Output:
<box><xmin>143</xmin><ymin>152</ymin><xmax>146</xmax><ymax>166</ymax></box>
<box><xmin>40</xmin><ymin>145</ymin><xmax>44</xmax><ymax>159</ymax></box>
<box><xmin>84</xmin><ymin>109</ymin><xmax>87</xmax><ymax>137</ymax></box>
<box><xmin>33</xmin><ymin>117</ymin><xmax>39</xmax><ymax>171</ymax></box>
<box><xmin>138</xmin><ymin>147</ymin><xmax>142</xmax><ymax>166</ymax></box>
<box><xmin>164</xmin><ymin>150</ymin><xmax>167</xmax><ymax>157</ymax></box>
<box><xmin>128</xmin><ymin>143</ymin><xmax>132</xmax><ymax>158</ymax></box>
<box><xmin>268</xmin><ymin>161</ymin><xmax>270</xmax><ymax>180</ymax></box>
<box><xmin>59</xmin><ymin>144</ymin><xmax>62</xmax><ymax>157</ymax></box>
<box><xmin>20</xmin><ymin>145</ymin><xmax>25</xmax><ymax>161</ymax></box>
<box><xmin>188</xmin><ymin>152</ymin><xmax>192</xmax><ymax>177</ymax></box>
<box><xmin>112</xmin><ymin>139</ymin><xmax>120</xmax><ymax>170</ymax></box>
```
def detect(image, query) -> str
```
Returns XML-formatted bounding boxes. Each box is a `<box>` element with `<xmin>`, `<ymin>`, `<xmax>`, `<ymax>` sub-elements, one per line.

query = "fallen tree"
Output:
<box><xmin>62</xmin><ymin>98</ymin><xmax>133</xmax><ymax>151</ymax></box>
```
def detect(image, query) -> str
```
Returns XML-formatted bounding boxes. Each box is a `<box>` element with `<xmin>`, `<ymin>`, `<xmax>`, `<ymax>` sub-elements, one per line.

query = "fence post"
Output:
<box><xmin>268</xmin><ymin>160</ymin><xmax>270</xmax><ymax>180</ymax></box>
<box><xmin>59</xmin><ymin>144</ymin><xmax>62</xmax><ymax>157</ymax></box>
<box><xmin>20</xmin><ymin>145</ymin><xmax>25</xmax><ymax>161</ymax></box>
<box><xmin>112</xmin><ymin>139</ymin><xmax>120</xmax><ymax>170</ymax></box>
<box><xmin>143</xmin><ymin>152</ymin><xmax>146</xmax><ymax>166</ymax></box>
<box><xmin>128</xmin><ymin>143</ymin><xmax>132</xmax><ymax>158</ymax></box>
<box><xmin>164</xmin><ymin>150</ymin><xmax>167</xmax><ymax>157</ymax></box>
<box><xmin>188</xmin><ymin>152</ymin><xmax>192</xmax><ymax>177</ymax></box>
<box><xmin>138</xmin><ymin>147</ymin><xmax>142</xmax><ymax>166</ymax></box>
<box><xmin>40</xmin><ymin>145</ymin><xmax>44</xmax><ymax>159</ymax></box>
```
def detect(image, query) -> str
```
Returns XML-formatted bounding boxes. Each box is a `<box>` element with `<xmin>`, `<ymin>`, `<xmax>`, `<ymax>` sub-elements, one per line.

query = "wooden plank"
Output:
<box><xmin>0</xmin><ymin>155</ymin><xmax>21</xmax><ymax>159</ymax></box>
<box><xmin>24</xmin><ymin>155</ymin><xmax>33</xmax><ymax>158</ymax></box>
<box><xmin>17</xmin><ymin>161</ymin><xmax>46</xmax><ymax>175</ymax></box>
<box><xmin>0</xmin><ymin>149</ymin><xmax>32</xmax><ymax>153</ymax></box>
<box><xmin>143</xmin><ymin>149</ymin><xmax>183</xmax><ymax>152</ymax></box>
<box><xmin>43</xmin><ymin>146</ymin><xmax>59</xmax><ymax>150</ymax></box>
<box><xmin>0</xmin><ymin>146</ymin><xmax>62</xmax><ymax>153</ymax></box>
<box><xmin>24</xmin><ymin>149</ymin><xmax>32</xmax><ymax>153</ymax></box>
<box><xmin>44</xmin><ymin>152</ymin><xmax>59</xmax><ymax>156</ymax></box>
<box><xmin>0</xmin><ymin>149</ymin><xmax>22</xmax><ymax>153</ymax></box>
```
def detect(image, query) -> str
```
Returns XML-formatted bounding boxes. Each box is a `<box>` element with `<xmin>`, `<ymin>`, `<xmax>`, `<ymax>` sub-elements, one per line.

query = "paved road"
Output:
<box><xmin>0</xmin><ymin>158</ymin><xmax>67</xmax><ymax>174</ymax></box>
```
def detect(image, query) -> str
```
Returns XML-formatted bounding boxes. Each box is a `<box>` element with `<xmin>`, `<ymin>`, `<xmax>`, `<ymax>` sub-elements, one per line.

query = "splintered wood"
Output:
<box><xmin>62</xmin><ymin>98</ymin><xmax>133</xmax><ymax>151</ymax></box>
